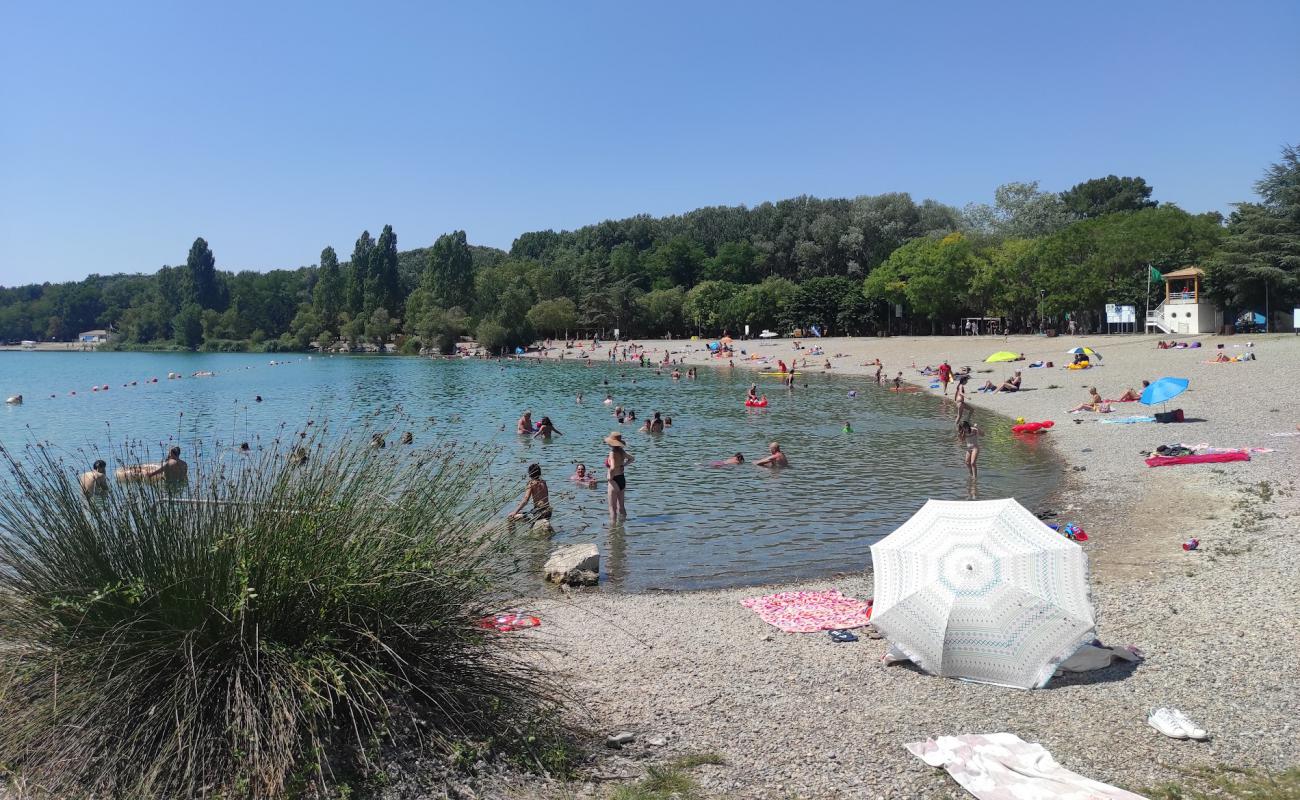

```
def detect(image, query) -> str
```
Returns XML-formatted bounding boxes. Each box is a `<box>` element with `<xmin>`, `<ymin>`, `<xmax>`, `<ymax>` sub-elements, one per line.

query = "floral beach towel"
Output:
<box><xmin>741</xmin><ymin>589</ymin><xmax>873</xmax><ymax>633</ymax></box>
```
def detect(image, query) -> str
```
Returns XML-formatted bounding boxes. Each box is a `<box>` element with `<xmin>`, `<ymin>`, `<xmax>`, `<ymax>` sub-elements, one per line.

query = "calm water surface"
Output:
<box><xmin>0</xmin><ymin>351</ymin><xmax>1059</xmax><ymax>591</ymax></box>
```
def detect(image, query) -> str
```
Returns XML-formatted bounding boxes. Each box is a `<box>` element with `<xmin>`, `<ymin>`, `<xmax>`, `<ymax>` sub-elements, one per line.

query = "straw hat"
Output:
<box><xmin>604</xmin><ymin>432</ymin><xmax>629</xmax><ymax>448</ymax></box>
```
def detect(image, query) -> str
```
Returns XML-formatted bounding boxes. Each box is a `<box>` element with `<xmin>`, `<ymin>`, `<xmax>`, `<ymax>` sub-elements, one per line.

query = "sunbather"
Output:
<box><xmin>1116</xmin><ymin>381</ymin><xmax>1149</xmax><ymax>402</ymax></box>
<box><xmin>1069</xmin><ymin>387</ymin><xmax>1110</xmax><ymax>413</ymax></box>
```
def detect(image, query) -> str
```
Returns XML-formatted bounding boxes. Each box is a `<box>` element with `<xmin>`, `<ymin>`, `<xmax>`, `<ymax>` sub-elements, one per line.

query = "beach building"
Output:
<box><xmin>1145</xmin><ymin>267</ymin><xmax>1223</xmax><ymax>334</ymax></box>
<box><xmin>77</xmin><ymin>329</ymin><xmax>111</xmax><ymax>344</ymax></box>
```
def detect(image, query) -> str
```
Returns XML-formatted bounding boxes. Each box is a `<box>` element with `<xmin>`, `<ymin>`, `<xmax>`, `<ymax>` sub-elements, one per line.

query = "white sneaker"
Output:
<box><xmin>1169</xmin><ymin>708</ymin><xmax>1208</xmax><ymax>740</ymax></box>
<box><xmin>1148</xmin><ymin>708</ymin><xmax>1187</xmax><ymax>739</ymax></box>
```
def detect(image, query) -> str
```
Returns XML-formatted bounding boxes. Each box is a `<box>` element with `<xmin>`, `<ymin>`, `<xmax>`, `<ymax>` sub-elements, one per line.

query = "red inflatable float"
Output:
<box><xmin>745</xmin><ymin>397</ymin><xmax>769</xmax><ymax>408</ymax></box>
<box><xmin>1011</xmin><ymin>420</ymin><xmax>1055</xmax><ymax>434</ymax></box>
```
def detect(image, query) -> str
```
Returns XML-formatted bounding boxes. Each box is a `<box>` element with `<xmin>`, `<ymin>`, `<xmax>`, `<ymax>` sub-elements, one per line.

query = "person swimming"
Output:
<box><xmin>517</xmin><ymin>411</ymin><xmax>535</xmax><ymax>434</ymax></box>
<box><xmin>571</xmin><ymin>463</ymin><xmax>597</xmax><ymax>486</ymax></box>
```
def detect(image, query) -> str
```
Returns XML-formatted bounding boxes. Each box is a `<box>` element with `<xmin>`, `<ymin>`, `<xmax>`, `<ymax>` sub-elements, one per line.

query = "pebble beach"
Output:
<box><xmin>496</xmin><ymin>333</ymin><xmax>1300</xmax><ymax>799</ymax></box>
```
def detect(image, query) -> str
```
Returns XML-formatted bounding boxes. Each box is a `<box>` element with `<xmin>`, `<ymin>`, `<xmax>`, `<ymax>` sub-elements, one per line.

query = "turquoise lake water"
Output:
<box><xmin>0</xmin><ymin>351</ymin><xmax>1058</xmax><ymax>591</ymax></box>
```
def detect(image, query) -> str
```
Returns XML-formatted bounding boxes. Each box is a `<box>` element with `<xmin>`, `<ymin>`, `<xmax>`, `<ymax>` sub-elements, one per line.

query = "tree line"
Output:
<box><xmin>2</xmin><ymin>145</ymin><xmax>1296</xmax><ymax>352</ymax></box>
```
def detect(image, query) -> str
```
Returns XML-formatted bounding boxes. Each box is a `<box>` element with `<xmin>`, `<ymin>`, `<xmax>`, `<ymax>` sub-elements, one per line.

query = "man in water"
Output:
<box><xmin>79</xmin><ymin>459</ymin><xmax>108</xmax><ymax>495</ymax></box>
<box><xmin>147</xmin><ymin>447</ymin><xmax>188</xmax><ymax>482</ymax></box>
<box><xmin>755</xmin><ymin>441</ymin><xmax>789</xmax><ymax>468</ymax></box>
<box><xmin>509</xmin><ymin>463</ymin><xmax>551</xmax><ymax>522</ymax></box>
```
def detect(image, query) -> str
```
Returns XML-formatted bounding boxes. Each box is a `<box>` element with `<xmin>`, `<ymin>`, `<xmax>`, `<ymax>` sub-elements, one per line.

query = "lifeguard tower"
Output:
<box><xmin>1146</xmin><ymin>267</ymin><xmax>1222</xmax><ymax>335</ymax></box>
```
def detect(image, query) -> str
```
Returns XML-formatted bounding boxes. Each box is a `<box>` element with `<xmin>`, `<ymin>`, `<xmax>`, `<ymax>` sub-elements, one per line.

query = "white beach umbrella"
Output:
<box><xmin>870</xmin><ymin>498</ymin><xmax>1094</xmax><ymax>689</ymax></box>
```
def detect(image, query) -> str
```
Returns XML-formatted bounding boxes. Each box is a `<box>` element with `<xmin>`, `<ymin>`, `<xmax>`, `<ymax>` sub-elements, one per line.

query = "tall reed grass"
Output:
<box><xmin>0</xmin><ymin>430</ymin><xmax>554</xmax><ymax>797</ymax></box>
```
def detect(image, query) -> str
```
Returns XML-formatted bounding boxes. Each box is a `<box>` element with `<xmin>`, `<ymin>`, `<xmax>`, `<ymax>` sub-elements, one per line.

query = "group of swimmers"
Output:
<box><xmin>78</xmin><ymin>446</ymin><xmax>190</xmax><ymax>496</ymax></box>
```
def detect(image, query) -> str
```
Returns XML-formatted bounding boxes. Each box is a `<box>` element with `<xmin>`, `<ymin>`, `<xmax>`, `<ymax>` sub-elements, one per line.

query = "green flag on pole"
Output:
<box><xmin>1149</xmin><ymin>266</ymin><xmax>1162</xmax><ymax>282</ymax></box>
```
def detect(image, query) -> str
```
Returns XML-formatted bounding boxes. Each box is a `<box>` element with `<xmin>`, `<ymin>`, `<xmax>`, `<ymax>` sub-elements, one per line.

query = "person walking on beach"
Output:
<box><xmin>755</xmin><ymin>441</ymin><xmax>789</xmax><ymax>468</ymax></box>
<box><xmin>938</xmin><ymin>360</ymin><xmax>952</xmax><ymax>395</ymax></box>
<box><xmin>80</xmin><ymin>459</ymin><xmax>108</xmax><ymax>496</ymax></box>
<box><xmin>875</xmin><ymin>361</ymin><xmax>883</xmax><ymax>384</ymax></box>
<box><xmin>604</xmin><ymin>432</ymin><xmax>633</xmax><ymax>521</ymax></box>
<box><xmin>958</xmin><ymin>419</ymin><xmax>981</xmax><ymax>477</ymax></box>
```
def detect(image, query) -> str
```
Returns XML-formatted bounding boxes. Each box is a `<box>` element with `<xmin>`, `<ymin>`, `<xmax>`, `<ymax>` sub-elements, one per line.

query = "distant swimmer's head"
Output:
<box><xmin>290</xmin><ymin>448</ymin><xmax>309</xmax><ymax>466</ymax></box>
<box><xmin>575</xmin><ymin>463</ymin><xmax>587</xmax><ymax>476</ymax></box>
<box><xmin>400</xmin><ymin>431</ymin><xmax>413</xmax><ymax>444</ymax></box>
<box><xmin>92</xmin><ymin>459</ymin><xmax>106</xmax><ymax>473</ymax></box>
<box><xmin>167</xmin><ymin>446</ymin><xmax>181</xmax><ymax>460</ymax></box>
<box><xmin>255</xmin><ymin>396</ymin><xmax>263</xmax><ymax>402</ymax></box>
<box><xmin>769</xmin><ymin>442</ymin><xmax>781</xmax><ymax>453</ymax></box>
<box><xmin>239</xmin><ymin>442</ymin><xmax>250</xmax><ymax>452</ymax></box>
<box><xmin>734</xmin><ymin>453</ymin><xmax>745</xmax><ymax>463</ymax></box>
<box><xmin>539</xmin><ymin>416</ymin><xmax>552</xmax><ymax>427</ymax></box>
<box><xmin>527</xmin><ymin>463</ymin><xmax>542</xmax><ymax>480</ymax></box>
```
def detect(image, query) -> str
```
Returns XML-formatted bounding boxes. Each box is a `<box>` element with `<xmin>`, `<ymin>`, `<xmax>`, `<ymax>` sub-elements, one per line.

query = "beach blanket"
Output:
<box><xmin>1100</xmin><ymin>416</ymin><xmax>1156</xmax><ymax>424</ymax></box>
<box><xmin>1146</xmin><ymin>451</ymin><xmax>1250</xmax><ymax>467</ymax></box>
<box><xmin>906</xmin><ymin>733</ymin><xmax>1145</xmax><ymax>800</ymax></box>
<box><xmin>740</xmin><ymin>589</ymin><xmax>873</xmax><ymax>633</ymax></box>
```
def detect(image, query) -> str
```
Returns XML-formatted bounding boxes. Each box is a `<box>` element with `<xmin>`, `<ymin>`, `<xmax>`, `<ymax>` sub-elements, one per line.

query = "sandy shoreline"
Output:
<box><xmin>491</xmin><ymin>333</ymin><xmax>1300</xmax><ymax>799</ymax></box>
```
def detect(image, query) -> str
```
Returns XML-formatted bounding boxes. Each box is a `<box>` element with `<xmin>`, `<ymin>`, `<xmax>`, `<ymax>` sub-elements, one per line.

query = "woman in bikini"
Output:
<box><xmin>604</xmin><ymin>432</ymin><xmax>634</xmax><ymax>521</ymax></box>
<box><xmin>957</xmin><ymin>419</ymin><xmax>981</xmax><ymax>477</ymax></box>
<box><xmin>953</xmin><ymin>375</ymin><xmax>969</xmax><ymax>428</ymax></box>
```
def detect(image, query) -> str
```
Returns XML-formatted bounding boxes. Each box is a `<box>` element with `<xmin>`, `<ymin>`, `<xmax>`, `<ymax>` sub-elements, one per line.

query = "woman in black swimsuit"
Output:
<box><xmin>604</xmin><ymin>432</ymin><xmax>633</xmax><ymax>521</ymax></box>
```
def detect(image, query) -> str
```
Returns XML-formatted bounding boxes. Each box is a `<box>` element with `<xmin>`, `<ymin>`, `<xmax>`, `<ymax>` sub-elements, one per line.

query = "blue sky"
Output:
<box><xmin>2</xmin><ymin>0</ymin><xmax>1297</xmax><ymax>285</ymax></box>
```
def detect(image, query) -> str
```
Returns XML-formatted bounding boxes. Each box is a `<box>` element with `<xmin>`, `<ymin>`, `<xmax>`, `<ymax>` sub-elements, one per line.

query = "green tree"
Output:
<box><xmin>172</xmin><ymin>303</ymin><xmax>203</xmax><ymax>349</ymax></box>
<box><xmin>1205</xmin><ymin>146</ymin><xmax>1300</xmax><ymax>320</ymax></box>
<box><xmin>365</xmin><ymin>307</ymin><xmax>395</xmax><ymax>349</ymax></box>
<box><xmin>645</xmin><ymin>236</ymin><xmax>706</xmax><ymax>288</ymax></box>
<box><xmin>964</xmin><ymin>181</ymin><xmax>1071</xmax><ymax>238</ymax></box>
<box><xmin>1060</xmin><ymin>175</ymin><xmax>1157</xmax><ymax>218</ymax></box>
<box><xmin>475</xmin><ymin>319</ymin><xmax>509</xmax><ymax>353</ymax></box>
<box><xmin>346</xmin><ymin>231</ymin><xmax>375</xmax><ymax>316</ymax></box>
<box><xmin>186</xmin><ymin>237</ymin><xmax>224</xmax><ymax>310</ymax></box>
<box><xmin>783</xmin><ymin>276</ymin><xmax>861</xmax><ymax>334</ymax></box>
<box><xmin>635</xmin><ymin>287</ymin><xmax>685</xmax><ymax>336</ymax></box>
<box><xmin>682</xmin><ymin>281</ymin><xmax>741</xmax><ymax>333</ymax></box>
<box><xmin>701</xmin><ymin>241</ymin><xmax>762</xmax><ymax>283</ymax></box>
<box><xmin>313</xmin><ymin>246</ymin><xmax>344</xmax><ymax>329</ymax></box>
<box><xmin>368</xmin><ymin>225</ymin><xmax>402</xmax><ymax>317</ymax></box>
<box><xmin>425</xmin><ymin>231</ymin><xmax>475</xmax><ymax>309</ymax></box>
<box><xmin>288</xmin><ymin>306</ymin><xmax>324</xmax><ymax>350</ymax></box>
<box><xmin>525</xmin><ymin>298</ymin><xmax>578</xmax><ymax>338</ymax></box>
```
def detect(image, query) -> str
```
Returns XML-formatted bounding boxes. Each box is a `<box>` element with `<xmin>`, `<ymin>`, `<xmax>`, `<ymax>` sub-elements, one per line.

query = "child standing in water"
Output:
<box><xmin>957</xmin><ymin>419</ymin><xmax>981</xmax><ymax>477</ymax></box>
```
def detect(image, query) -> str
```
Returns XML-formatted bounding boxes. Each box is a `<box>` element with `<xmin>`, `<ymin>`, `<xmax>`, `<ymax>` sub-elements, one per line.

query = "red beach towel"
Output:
<box><xmin>1145</xmin><ymin>452</ymin><xmax>1250</xmax><ymax>468</ymax></box>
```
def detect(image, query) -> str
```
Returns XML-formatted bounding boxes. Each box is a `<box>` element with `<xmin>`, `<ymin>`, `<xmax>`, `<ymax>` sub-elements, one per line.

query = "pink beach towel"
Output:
<box><xmin>741</xmin><ymin>589</ymin><xmax>873</xmax><ymax>633</ymax></box>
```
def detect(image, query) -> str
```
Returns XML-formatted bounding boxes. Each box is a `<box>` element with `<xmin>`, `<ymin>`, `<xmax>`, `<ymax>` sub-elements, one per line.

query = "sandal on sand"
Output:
<box><xmin>828</xmin><ymin>629</ymin><xmax>858</xmax><ymax>643</ymax></box>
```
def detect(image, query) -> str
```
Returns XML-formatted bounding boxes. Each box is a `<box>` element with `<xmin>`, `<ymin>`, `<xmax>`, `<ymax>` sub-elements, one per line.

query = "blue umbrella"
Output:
<box><xmin>1140</xmin><ymin>377</ymin><xmax>1189</xmax><ymax>406</ymax></box>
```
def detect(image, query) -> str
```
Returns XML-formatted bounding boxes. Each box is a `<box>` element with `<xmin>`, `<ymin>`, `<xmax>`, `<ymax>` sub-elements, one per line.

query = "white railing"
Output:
<box><xmin>1146</xmin><ymin>302</ymin><xmax>1169</xmax><ymax>333</ymax></box>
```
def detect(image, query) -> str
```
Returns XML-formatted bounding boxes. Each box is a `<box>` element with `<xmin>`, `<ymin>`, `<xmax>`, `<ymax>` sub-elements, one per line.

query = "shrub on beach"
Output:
<box><xmin>0</xmin><ymin>432</ymin><xmax>556</xmax><ymax>798</ymax></box>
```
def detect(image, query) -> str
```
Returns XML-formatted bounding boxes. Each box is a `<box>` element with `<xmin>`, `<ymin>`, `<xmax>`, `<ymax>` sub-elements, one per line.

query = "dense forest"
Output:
<box><xmin>2</xmin><ymin>145</ymin><xmax>1297</xmax><ymax>353</ymax></box>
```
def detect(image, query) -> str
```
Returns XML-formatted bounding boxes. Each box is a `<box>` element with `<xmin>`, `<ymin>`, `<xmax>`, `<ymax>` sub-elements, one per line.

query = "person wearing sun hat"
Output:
<box><xmin>603</xmin><ymin>431</ymin><xmax>634</xmax><ymax>521</ymax></box>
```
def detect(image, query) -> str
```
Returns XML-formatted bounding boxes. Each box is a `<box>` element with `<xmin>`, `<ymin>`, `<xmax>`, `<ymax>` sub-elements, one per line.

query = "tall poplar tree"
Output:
<box><xmin>186</xmin><ymin>237</ymin><xmax>224</xmax><ymax>310</ymax></box>
<box><xmin>346</xmin><ymin>231</ymin><xmax>375</xmax><ymax>317</ymax></box>
<box><xmin>423</xmin><ymin>231</ymin><xmax>474</xmax><ymax>309</ymax></box>
<box><xmin>369</xmin><ymin>225</ymin><xmax>402</xmax><ymax>316</ymax></box>
<box><xmin>313</xmin><ymin>246</ymin><xmax>344</xmax><ymax>329</ymax></box>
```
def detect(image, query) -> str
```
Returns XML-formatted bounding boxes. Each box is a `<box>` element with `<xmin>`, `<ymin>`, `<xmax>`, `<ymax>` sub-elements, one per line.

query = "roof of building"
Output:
<box><xmin>1162</xmin><ymin>266</ymin><xmax>1204</xmax><ymax>279</ymax></box>
<box><xmin>78</xmin><ymin>329</ymin><xmax>109</xmax><ymax>336</ymax></box>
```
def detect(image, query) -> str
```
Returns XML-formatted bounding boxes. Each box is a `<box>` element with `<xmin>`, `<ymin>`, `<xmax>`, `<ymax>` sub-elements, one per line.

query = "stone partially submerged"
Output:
<box><xmin>544</xmin><ymin>543</ymin><xmax>599</xmax><ymax>586</ymax></box>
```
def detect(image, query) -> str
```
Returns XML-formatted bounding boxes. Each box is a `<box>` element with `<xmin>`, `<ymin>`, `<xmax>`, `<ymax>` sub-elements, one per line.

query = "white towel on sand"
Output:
<box><xmin>906</xmin><ymin>733</ymin><xmax>1146</xmax><ymax>800</ymax></box>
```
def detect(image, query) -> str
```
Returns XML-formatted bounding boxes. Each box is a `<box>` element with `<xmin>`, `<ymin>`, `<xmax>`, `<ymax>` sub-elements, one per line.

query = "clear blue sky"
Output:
<box><xmin>2</xmin><ymin>0</ymin><xmax>1297</xmax><ymax>285</ymax></box>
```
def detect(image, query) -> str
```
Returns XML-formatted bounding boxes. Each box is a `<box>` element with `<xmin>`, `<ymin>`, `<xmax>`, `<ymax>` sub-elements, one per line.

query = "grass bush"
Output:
<box><xmin>0</xmin><ymin>430</ymin><xmax>556</xmax><ymax>798</ymax></box>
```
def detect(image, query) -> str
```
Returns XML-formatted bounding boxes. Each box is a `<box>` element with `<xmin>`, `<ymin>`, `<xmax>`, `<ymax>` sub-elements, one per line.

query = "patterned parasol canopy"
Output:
<box><xmin>870</xmin><ymin>498</ymin><xmax>1094</xmax><ymax>689</ymax></box>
